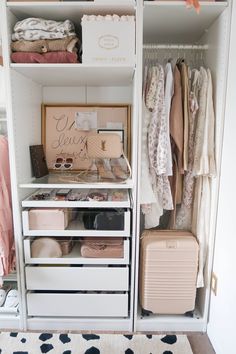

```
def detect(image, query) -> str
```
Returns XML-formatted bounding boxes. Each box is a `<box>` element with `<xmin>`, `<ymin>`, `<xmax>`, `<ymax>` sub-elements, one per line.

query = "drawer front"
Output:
<box><xmin>27</xmin><ymin>293</ymin><xmax>128</xmax><ymax>317</ymax></box>
<box><xmin>25</xmin><ymin>266</ymin><xmax>129</xmax><ymax>291</ymax></box>
<box><xmin>22</xmin><ymin>209</ymin><xmax>131</xmax><ymax>237</ymax></box>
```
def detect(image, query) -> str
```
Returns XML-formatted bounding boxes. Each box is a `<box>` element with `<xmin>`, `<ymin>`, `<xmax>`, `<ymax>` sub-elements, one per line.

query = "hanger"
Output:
<box><xmin>199</xmin><ymin>50</ymin><xmax>206</xmax><ymax>68</ymax></box>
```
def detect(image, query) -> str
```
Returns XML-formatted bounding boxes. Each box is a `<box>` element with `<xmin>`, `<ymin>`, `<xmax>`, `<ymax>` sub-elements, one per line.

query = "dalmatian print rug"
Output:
<box><xmin>0</xmin><ymin>332</ymin><xmax>193</xmax><ymax>354</ymax></box>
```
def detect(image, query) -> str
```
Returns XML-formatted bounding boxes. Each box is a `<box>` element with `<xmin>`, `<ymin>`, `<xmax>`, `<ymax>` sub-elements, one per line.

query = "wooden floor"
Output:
<box><xmin>188</xmin><ymin>333</ymin><xmax>216</xmax><ymax>354</ymax></box>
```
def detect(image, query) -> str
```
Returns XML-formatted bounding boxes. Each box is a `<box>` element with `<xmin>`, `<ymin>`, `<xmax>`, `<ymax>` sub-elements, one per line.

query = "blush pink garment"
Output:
<box><xmin>11</xmin><ymin>51</ymin><xmax>78</xmax><ymax>63</ymax></box>
<box><xmin>0</xmin><ymin>136</ymin><xmax>14</xmax><ymax>284</ymax></box>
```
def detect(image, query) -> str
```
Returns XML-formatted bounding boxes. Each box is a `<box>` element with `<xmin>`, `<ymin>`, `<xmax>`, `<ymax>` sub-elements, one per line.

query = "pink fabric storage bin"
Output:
<box><xmin>28</xmin><ymin>208</ymin><xmax>68</xmax><ymax>230</ymax></box>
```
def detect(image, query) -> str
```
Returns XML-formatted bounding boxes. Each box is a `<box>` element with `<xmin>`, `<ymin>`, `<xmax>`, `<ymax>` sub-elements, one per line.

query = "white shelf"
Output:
<box><xmin>135</xmin><ymin>307</ymin><xmax>205</xmax><ymax>332</ymax></box>
<box><xmin>19</xmin><ymin>174</ymin><xmax>134</xmax><ymax>189</ymax></box>
<box><xmin>11</xmin><ymin>64</ymin><xmax>135</xmax><ymax>87</ymax></box>
<box><xmin>0</xmin><ymin>307</ymin><xmax>19</xmax><ymax>315</ymax></box>
<box><xmin>143</xmin><ymin>1</ymin><xmax>228</xmax><ymax>44</ymax></box>
<box><xmin>24</xmin><ymin>240</ymin><xmax>129</xmax><ymax>265</ymax></box>
<box><xmin>7</xmin><ymin>1</ymin><xmax>135</xmax><ymax>21</ymax></box>
<box><xmin>26</xmin><ymin>316</ymin><xmax>131</xmax><ymax>331</ymax></box>
<box><xmin>22</xmin><ymin>189</ymin><xmax>131</xmax><ymax>208</ymax></box>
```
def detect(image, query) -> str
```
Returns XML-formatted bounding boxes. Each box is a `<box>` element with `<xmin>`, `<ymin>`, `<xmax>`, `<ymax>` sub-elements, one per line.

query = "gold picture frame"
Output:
<box><xmin>42</xmin><ymin>104</ymin><xmax>131</xmax><ymax>172</ymax></box>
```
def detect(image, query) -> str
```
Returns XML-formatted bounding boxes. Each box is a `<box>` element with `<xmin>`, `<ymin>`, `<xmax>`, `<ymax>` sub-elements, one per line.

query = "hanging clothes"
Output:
<box><xmin>178</xmin><ymin>59</ymin><xmax>190</xmax><ymax>172</ymax></box>
<box><xmin>191</xmin><ymin>68</ymin><xmax>216</xmax><ymax>288</ymax></box>
<box><xmin>164</xmin><ymin>62</ymin><xmax>174</xmax><ymax>177</ymax></box>
<box><xmin>175</xmin><ymin>69</ymin><xmax>200</xmax><ymax>229</ymax></box>
<box><xmin>148</xmin><ymin>64</ymin><xmax>173</xmax><ymax>210</ymax></box>
<box><xmin>141</xmin><ymin>67</ymin><xmax>163</xmax><ymax>228</ymax></box>
<box><xmin>141</xmin><ymin>64</ymin><xmax>173</xmax><ymax>228</ymax></box>
<box><xmin>0</xmin><ymin>135</ymin><xmax>14</xmax><ymax>286</ymax></box>
<box><xmin>168</xmin><ymin>65</ymin><xmax>184</xmax><ymax>228</ymax></box>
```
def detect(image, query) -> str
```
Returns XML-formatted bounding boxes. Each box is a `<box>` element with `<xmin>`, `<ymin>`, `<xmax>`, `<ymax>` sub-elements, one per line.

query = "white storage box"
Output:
<box><xmin>82</xmin><ymin>15</ymin><xmax>135</xmax><ymax>65</ymax></box>
<box><xmin>28</xmin><ymin>208</ymin><xmax>68</xmax><ymax>230</ymax></box>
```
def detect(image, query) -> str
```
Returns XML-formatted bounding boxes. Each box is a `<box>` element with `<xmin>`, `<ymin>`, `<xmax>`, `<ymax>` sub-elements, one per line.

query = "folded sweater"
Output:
<box><xmin>11</xmin><ymin>51</ymin><xmax>78</xmax><ymax>63</ymax></box>
<box><xmin>12</xmin><ymin>29</ymin><xmax>76</xmax><ymax>41</ymax></box>
<box><xmin>12</xmin><ymin>18</ymin><xmax>76</xmax><ymax>41</ymax></box>
<box><xmin>11</xmin><ymin>36</ymin><xmax>79</xmax><ymax>53</ymax></box>
<box><xmin>14</xmin><ymin>17</ymin><xmax>75</xmax><ymax>34</ymax></box>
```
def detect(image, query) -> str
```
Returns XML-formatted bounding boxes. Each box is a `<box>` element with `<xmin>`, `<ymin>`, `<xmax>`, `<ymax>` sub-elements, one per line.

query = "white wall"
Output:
<box><xmin>207</xmin><ymin>2</ymin><xmax>236</xmax><ymax>353</ymax></box>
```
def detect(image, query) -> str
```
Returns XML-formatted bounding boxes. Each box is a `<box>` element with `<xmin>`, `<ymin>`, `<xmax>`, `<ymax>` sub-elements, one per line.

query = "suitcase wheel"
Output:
<box><xmin>184</xmin><ymin>310</ymin><xmax>194</xmax><ymax>318</ymax></box>
<box><xmin>141</xmin><ymin>308</ymin><xmax>153</xmax><ymax>317</ymax></box>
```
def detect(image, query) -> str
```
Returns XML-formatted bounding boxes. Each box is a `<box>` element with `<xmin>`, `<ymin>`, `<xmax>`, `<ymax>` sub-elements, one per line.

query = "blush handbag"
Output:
<box><xmin>86</xmin><ymin>133</ymin><xmax>123</xmax><ymax>159</ymax></box>
<box><xmin>86</xmin><ymin>133</ymin><xmax>131</xmax><ymax>181</ymax></box>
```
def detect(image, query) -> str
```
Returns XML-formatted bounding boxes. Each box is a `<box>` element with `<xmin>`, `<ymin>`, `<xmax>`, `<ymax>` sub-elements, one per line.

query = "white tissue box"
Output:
<box><xmin>82</xmin><ymin>15</ymin><xmax>135</xmax><ymax>65</ymax></box>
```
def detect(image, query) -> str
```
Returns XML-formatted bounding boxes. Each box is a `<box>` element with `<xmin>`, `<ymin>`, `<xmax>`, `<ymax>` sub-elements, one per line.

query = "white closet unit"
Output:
<box><xmin>0</xmin><ymin>0</ymin><xmax>233</xmax><ymax>334</ymax></box>
<box><xmin>134</xmin><ymin>0</ymin><xmax>232</xmax><ymax>332</ymax></box>
<box><xmin>0</xmin><ymin>0</ymin><xmax>138</xmax><ymax>331</ymax></box>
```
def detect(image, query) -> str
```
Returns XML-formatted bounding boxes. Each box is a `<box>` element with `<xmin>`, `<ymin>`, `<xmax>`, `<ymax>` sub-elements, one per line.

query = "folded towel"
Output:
<box><xmin>11</xmin><ymin>51</ymin><xmax>78</xmax><ymax>63</ymax></box>
<box><xmin>11</xmin><ymin>36</ymin><xmax>79</xmax><ymax>53</ymax></box>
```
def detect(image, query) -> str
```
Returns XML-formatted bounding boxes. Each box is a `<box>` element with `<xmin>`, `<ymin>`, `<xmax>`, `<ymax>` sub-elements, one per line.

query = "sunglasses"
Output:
<box><xmin>54</xmin><ymin>157</ymin><xmax>73</xmax><ymax>170</ymax></box>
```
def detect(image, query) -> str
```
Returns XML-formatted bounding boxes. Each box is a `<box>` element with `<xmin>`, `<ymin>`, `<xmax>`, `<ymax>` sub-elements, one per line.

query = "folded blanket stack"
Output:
<box><xmin>80</xmin><ymin>237</ymin><xmax>124</xmax><ymax>258</ymax></box>
<box><xmin>11</xmin><ymin>17</ymin><xmax>80</xmax><ymax>63</ymax></box>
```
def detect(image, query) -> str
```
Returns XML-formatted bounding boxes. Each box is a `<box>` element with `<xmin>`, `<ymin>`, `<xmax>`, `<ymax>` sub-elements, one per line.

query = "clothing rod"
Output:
<box><xmin>143</xmin><ymin>44</ymin><xmax>208</xmax><ymax>50</ymax></box>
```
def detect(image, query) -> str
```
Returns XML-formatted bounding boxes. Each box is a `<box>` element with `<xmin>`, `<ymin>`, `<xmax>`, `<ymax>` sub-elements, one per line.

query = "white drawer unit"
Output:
<box><xmin>27</xmin><ymin>292</ymin><xmax>129</xmax><ymax>317</ymax></box>
<box><xmin>25</xmin><ymin>266</ymin><xmax>129</xmax><ymax>291</ymax></box>
<box><xmin>23</xmin><ymin>239</ymin><xmax>130</xmax><ymax>265</ymax></box>
<box><xmin>22</xmin><ymin>209</ymin><xmax>131</xmax><ymax>237</ymax></box>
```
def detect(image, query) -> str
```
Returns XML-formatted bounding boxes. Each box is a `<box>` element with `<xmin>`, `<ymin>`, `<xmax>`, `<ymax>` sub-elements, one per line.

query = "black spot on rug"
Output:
<box><xmin>13</xmin><ymin>352</ymin><xmax>28</xmax><ymax>354</ymax></box>
<box><xmin>40</xmin><ymin>343</ymin><xmax>54</xmax><ymax>353</ymax></box>
<box><xmin>10</xmin><ymin>333</ymin><xmax>18</xmax><ymax>337</ymax></box>
<box><xmin>146</xmin><ymin>334</ymin><xmax>153</xmax><ymax>339</ymax></box>
<box><xmin>125</xmin><ymin>349</ymin><xmax>134</xmax><ymax>354</ymax></box>
<box><xmin>161</xmin><ymin>335</ymin><xmax>177</xmax><ymax>345</ymax></box>
<box><xmin>163</xmin><ymin>352</ymin><xmax>173</xmax><ymax>354</ymax></box>
<box><xmin>124</xmin><ymin>335</ymin><xmax>133</xmax><ymax>340</ymax></box>
<box><xmin>59</xmin><ymin>334</ymin><xmax>71</xmax><ymax>344</ymax></box>
<box><xmin>21</xmin><ymin>338</ymin><xmax>26</xmax><ymax>343</ymax></box>
<box><xmin>82</xmin><ymin>334</ymin><xmax>100</xmax><ymax>341</ymax></box>
<box><xmin>84</xmin><ymin>347</ymin><xmax>100</xmax><ymax>354</ymax></box>
<box><xmin>39</xmin><ymin>333</ymin><xmax>53</xmax><ymax>342</ymax></box>
<box><xmin>63</xmin><ymin>351</ymin><xmax>71</xmax><ymax>354</ymax></box>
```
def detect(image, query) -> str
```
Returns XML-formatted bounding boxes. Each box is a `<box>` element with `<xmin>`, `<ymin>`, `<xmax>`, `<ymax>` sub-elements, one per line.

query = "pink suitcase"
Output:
<box><xmin>140</xmin><ymin>230</ymin><xmax>199</xmax><ymax>316</ymax></box>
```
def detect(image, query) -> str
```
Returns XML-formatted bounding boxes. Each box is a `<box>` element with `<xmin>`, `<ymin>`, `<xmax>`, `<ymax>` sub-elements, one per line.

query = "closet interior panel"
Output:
<box><xmin>195</xmin><ymin>6</ymin><xmax>231</xmax><ymax>321</ymax></box>
<box><xmin>11</xmin><ymin>71</ymin><xmax>42</xmax><ymax>198</ymax></box>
